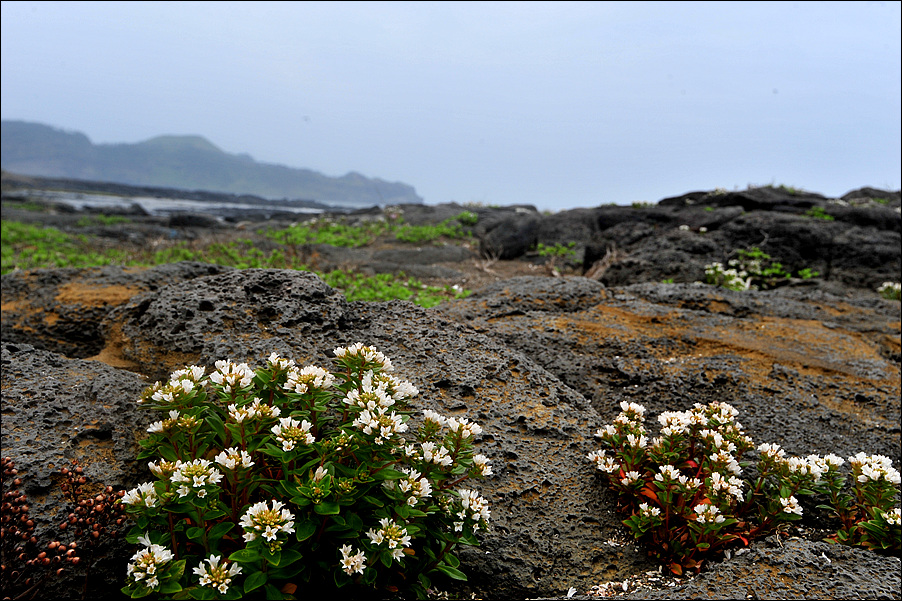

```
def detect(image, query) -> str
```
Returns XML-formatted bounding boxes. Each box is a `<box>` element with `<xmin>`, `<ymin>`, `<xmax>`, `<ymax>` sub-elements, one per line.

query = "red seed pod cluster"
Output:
<box><xmin>57</xmin><ymin>460</ymin><xmax>128</xmax><ymax>545</ymax></box>
<box><xmin>2</xmin><ymin>456</ymin><xmax>129</xmax><ymax>598</ymax></box>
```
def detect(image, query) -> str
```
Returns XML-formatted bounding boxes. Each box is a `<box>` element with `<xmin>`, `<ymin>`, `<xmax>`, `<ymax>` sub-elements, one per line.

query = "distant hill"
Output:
<box><xmin>0</xmin><ymin>120</ymin><xmax>422</xmax><ymax>207</ymax></box>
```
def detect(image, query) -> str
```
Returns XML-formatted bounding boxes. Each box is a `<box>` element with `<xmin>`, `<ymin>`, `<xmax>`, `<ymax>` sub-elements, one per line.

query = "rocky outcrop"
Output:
<box><xmin>2</xmin><ymin>185</ymin><xmax>900</xmax><ymax>599</ymax></box>
<box><xmin>2</xmin><ymin>266</ymin><xmax>900</xmax><ymax>599</ymax></box>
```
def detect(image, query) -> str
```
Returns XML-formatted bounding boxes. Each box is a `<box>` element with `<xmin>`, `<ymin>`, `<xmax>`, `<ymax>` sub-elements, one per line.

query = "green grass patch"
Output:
<box><xmin>75</xmin><ymin>214</ymin><xmax>133</xmax><ymax>227</ymax></box>
<box><xmin>1</xmin><ymin>221</ymin><xmax>129</xmax><ymax>273</ymax></box>
<box><xmin>1</xmin><ymin>220</ymin><xmax>470</xmax><ymax>308</ymax></box>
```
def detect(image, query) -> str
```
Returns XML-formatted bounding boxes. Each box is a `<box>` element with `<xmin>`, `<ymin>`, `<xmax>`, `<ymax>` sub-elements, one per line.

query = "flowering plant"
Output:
<box><xmin>704</xmin><ymin>247</ymin><xmax>817</xmax><ymax>292</ymax></box>
<box><xmin>877</xmin><ymin>282</ymin><xmax>901</xmax><ymax>301</ymax></box>
<box><xmin>587</xmin><ymin>400</ymin><xmax>900</xmax><ymax>575</ymax></box>
<box><xmin>120</xmin><ymin>345</ymin><xmax>491</xmax><ymax>599</ymax></box>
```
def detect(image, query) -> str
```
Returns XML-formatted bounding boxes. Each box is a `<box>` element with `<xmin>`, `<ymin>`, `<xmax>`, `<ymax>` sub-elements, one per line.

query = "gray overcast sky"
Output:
<box><xmin>2</xmin><ymin>1</ymin><xmax>900</xmax><ymax>210</ymax></box>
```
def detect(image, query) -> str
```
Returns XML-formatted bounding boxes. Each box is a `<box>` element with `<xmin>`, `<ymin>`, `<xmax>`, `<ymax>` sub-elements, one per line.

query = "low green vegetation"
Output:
<box><xmin>804</xmin><ymin>206</ymin><xmax>835</xmax><ymax>221</ymax></box>
<box><xmin>1</xmin><ymin>220</ymin><xmax>131</xmax><ymax>271</ymax></box>
<box><xmin>1</xmin><ymin>220</ymin><xmax>471</xmax><ymax>308</ymax></box>
<box><xmin>268</xmin><ymin>211</ymin><xmax>476</xmax><ymax>248</ymax></box>
<box><xmin>704</xmin><ymin>247</ymin><xmax>819</xmax><ymax>292</ymax></box>
<box><xmin>75</xmin><ymin>214</ymin><xmax>133</xmax><ymax>227</ymax></box>
<box><xmin>878</xmin><ymin>282</ymin><xmax>901</xmax><ymax>301</ymax></box>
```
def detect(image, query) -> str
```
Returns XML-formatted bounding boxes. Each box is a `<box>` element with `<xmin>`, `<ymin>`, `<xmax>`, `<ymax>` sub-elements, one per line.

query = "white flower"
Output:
<box><xmin>620</xmin><ymin>471</ymin><xmax>641</xmax><ymax>486</ymax></box>
<box><xmin>619</xmin><ymin>401</ymin><xmax>646</xmax><ymax>420</ymax></box>
<box><xmin>284</xmin><ymin>365</ymin><xmax>335</xmax><ymax>394</ymax></box>
<box><xmin>214</xmin><ymin>447</ymin><xmax>255</xmax><ymax>470</ymax></box>
<box><xmin>421</xmin><ymin>442</ymin><xmax>453</xmax><ymax>467</ymax></box>
<box><xmin>655</xmin><ymin>465</ymin><xmax>681</xmax><ymax>482</ymax></box>
<box><xmin>587</xmin><ymin>450</ymin><xmax>619</xmax><ymax>474</ymax></box>
<box><xmin>457</xmin><ymin>488</ymin><xmax>491</xmax><ymax>525</ymax></box>
<box><xmin>208</xmin><ymin>359</ymin><xmax>255</xmax><ymax>392</ymax></box>
<box><xmin>339</xmin><ymin>544</ymin><xmax>367</xmax><ymax>575</ymax></box>
<box><xmin>365</xmin><ymin>518</ymin><xmax>411</xmax><ymax>562</ymax></box>
<box><xmin>122</xmin><ymin>482</ymin><xmax>158</xmax><ymax>507</ymax></box>
<box><xmin>850</xmin><ymin>453</ymin><xmax>901</xmax><ymax>485</ymax></box>
<box><xmin>193</xmin><ymin>555</ymin><xmax>242</xmax><ymax>594</ymax></box>
<box><xmin>694</xmin><ymin>504</ymin><xmax>725</xmax><ymax>524</ymax></box>
<box><xmin>267</xmin><ymin>352</ymin><xmax>295</xmax><ymax>370</ymax></box>
<box><xmin>422</xmin><ymin>409</ymin><xmax>447</xmax><ymax>427</ymax></box>
<box><xmin>170</xmin><ymin>459</ymin><xmax>223</xmax><ymax>497</ymax></box>
<box><xmin>883</xmin><ymin>508</ymin><xmax>901</xmax><ymax>526</ymax></box>
<box><xmin>780</xmin><ymin>495</ymin><xmax>803</xmax><ymax>515</ymax></box>
<box><xmin>344</xmin><ymin>385</ymin><xmax>394</xmax><ymax>411</ymax></box>
<box><xmin>271</xmin><ymin>417</ymin><xmax>315</xmax><ymax>452</ymax></box>
<box><xmin>353</xmin><ymin>408</ymin><xmax>408</xmax><ymax>444</ymax></box>
<box><xmin>758</xmin><ymin>443</ymin><xmax>786</xmax><ymax>460</ymax></box>
<box><xmin>126</xmin><ymin>534</ymin><xmax>174</xmax><ymax>591</ymax></box>
<box><xmin>709</xmin><ymin>472</ymin><xmax>744</xmax><ymax>502</ymax></box>
<box><xmin>446</xmin><ymin>417</ymin><xmax>483</xmax><ymax>438</ymax></box>
<box><xmin>333</xmin><ymin>343</ymin><xmax>393</xmax><ymax>372</ymax></box>
<box><xmin>472</xmin><ymin>454</ymin><xmax>493</xmax><ymax>477</ymax></box>
<box><xmin>639</xmin><ymin>502</ymin><xmax>661</xmax><ymax>518</ymax></box>
<box><xmin>240</xmin><ymin>500</ymin><xmax>295</xmax><ymax>548</ymax></box>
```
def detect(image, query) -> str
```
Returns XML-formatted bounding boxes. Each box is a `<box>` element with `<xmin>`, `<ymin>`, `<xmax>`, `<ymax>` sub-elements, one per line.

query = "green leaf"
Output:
<box><xmin>314</xmin><ymin>501</ymin><xmax>341</xmax><ymax>515</ymax></box>
<box><xmin>187</xmin><ymin>586</ymin><xmax>215</xmax><ymax>600</ymax></box>
<box><xmin>445</xmin><ymin>553</ymin><xmax>460</xmax><ymax>568</ymax></box>
<box><xmin>263</xmin><ymin>547</ymin><xmax>281</xmax><ymax>566</ymax></box>
<box><xmin>435</xmin><ymin>564</ymin><xmax>468</xmax><ymax>581</ymax></box>
<box><xmin>277</xmin><ymin>548</ymin><xmax>303</xmax><ymax>567</ymax></box>
<box><xmin>244</xmin><ymin>570</ymin><xmax>268</xmax><ymax>593</ymax></box>
<box><xmin>229</xmin><ymin>548</ymin><xmax>261</xmax><ymax>564</ymax></box>
<box><xmin>187</xmin><ymin>526</ymin><xmax>205</xmax><ymax>541</ymax></box>
<box><xmin>159</xmin><ymin>580</ymin><xmax>184</xmax><ymax>594</ymax></box>
<box><xmin>373</xmin><ymin>468</ymin><xmax>406</xmax><ymax>481</ymax></box>
<box><xmin>296</xmin><ymin>520</ymin><xmax>318</xmax><ymax>541</ymax></box>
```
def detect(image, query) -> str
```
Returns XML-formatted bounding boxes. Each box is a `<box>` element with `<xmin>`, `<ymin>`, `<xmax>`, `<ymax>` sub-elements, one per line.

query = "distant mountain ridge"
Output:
<box><xmin>0</xmin><ymin>120</ymin><xmax>422</xmax><ymax>207</ymax></box>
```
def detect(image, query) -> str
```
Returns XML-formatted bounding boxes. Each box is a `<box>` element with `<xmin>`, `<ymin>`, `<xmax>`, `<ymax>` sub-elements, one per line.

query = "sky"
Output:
<box><xmin>1</xmin><ymin>1</ymin><xmax>900</xmax><ymax>211</ymax></box>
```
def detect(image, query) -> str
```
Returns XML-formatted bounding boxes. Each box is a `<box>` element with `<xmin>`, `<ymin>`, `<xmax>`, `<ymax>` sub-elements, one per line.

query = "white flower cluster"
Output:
<box><xmin>396</xmin><ymin>468</ymin><xmax>433</xmax><ymax>507</ymax></box>
<box><xmin>228</xmin><ymin>398</ymin><xmax>281</xmax><ymax>423</ymax></box>
<box><xmin>214</xmin><ymin>447</ymin><xmax>255</xmax><ymax>470</ymax></box>
<box><xmin>455</xmin><ymin>489</ymin><xmax>491</xmax><ymax>532</ymax></box>
<box><xmin>708</xmin><ymin>472</ymin><xmax>743</xmax><ymax>501</ymax></box>
<box><xmin>639</xmin><ymin>502</ymin><xmax>661</xmax><ymax>518</ymax></box>
<box><xmin>266</xmin><ymin>352</ymin><xmax>295</xmax><ymax>371</ymax></box>
<box><xmin>780</xmin><ymin>495</ymin><xmax>803</xmax><ymax>515</ymax></box>
<box><xmin>352</xmin><ymin>408</ymin><xmax>408</xmax><ymax>445</ymax></box>
<box><xmin>586</xmin><ymin>449</ymin><xmax>619</xmax><ymax>474</ymax></box>
<box><xmin>208</xmin><ymin>359</ymin><xmax>255</xmax><ymax>393</ymax></box>
<box><xmin>122</xmin><ymin>482</ymin><xmax>158</xmax><ymax>508</ymax></box>
<box><xmin>284</xmin><ymin>365</ymin><xmax>335</xmax><ymax>395</ymax></box>
<box><xmin>149</xmin><ymin>379</ymin><xmax>196</xmax><ymax>405</ymax></box>
<box><xmin>170</xmin><ymin>458</ymin><xmax>224</xmax><ymax>498</ymax></box>
<box><xmin>366</xmin><ymin>517</ymin><xmax>412</xmax><ymax>561</ymax></box>
<box><xmin>271</xmin><ymin>417</ymin><xmax>316</xmax><ymax>451</ymax></box>
<box><xmin>126</xmin><ymin>533</ymin><xmax>174</xmax><ymax>591</ymax></box>
<box><xmin>419</xmin><ymin>441</ymin><xmax>453</xmax><ymax>467</ymax></box>
<box><xmin>883</xmin><ymin>508</ymin><xmax>901</xmax><ymax>526</ymax></box>
<box><xmin>472</xmin><ymin>454</ymin><xmax>493</xmax><ymax>477</ymax></box>
<box><xmin>694</xmin><ymin>504</ymin><xmax>725</xmax><ymax>524</ymax></box>
<box><xmin>447</xmin><ymin>416</ymin><xmax>483</xmax><ymax>439</ymax></box>
<box><xmin>705</xmin><ymin>262</ymin><xmax>752</xmax><ymax>291</ymax></box>
<box><xmin>339</xmin><ymin>544</ymin><xmax>367</xmax><ymax>575</ymax></box>
<box><xmin>849</xmin><ymin>453</ymin><xmax>901</xmax><ymax>485</ymax></box>
<box><xmin>334</xmin><ymin>343</ymin><xmax>393</xmax><ymax>372</ymax></box>
<box><xmin>193</xmin><ymin>555</ymin><xmax>242</xmax><ymax>594</ymax></box>
<box><xmin>239</xmin><ymin>500</ymin><xmax>296</xmax><ymax>547</ymax></box>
